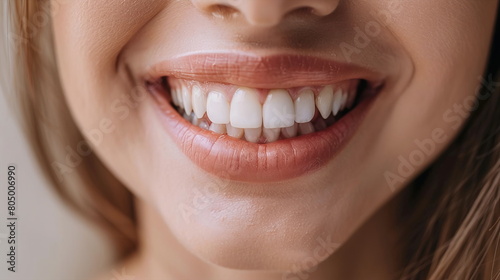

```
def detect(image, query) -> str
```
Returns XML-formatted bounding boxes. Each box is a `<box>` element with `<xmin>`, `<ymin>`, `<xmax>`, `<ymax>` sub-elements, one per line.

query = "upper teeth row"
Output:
<box><xmin>170</xmin><ymin>82</ymin><xmax>357</xmax><ymax>129</ymax></box>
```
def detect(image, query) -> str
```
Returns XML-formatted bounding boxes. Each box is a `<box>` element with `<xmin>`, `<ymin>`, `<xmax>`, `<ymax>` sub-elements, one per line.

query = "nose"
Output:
<box><xmin>191</xmin><ymin>0</ymin><xmax>340</xmax><ymax>27</ymax></box>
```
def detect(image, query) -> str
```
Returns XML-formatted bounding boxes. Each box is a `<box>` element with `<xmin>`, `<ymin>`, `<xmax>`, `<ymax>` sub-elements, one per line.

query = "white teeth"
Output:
<box><xmin>332</xmin><ymin>89</ymin><xmax>343</xmax><ymax>116</ymax></box>
<box><xmin>177</xmin><ymin>88</ymin><xmax>185</xmax><ymax>108</ymax></box>
<box><xmin>298</xmin><ymin>122</ymin><xmax>315</xmax><ymax>135</ymax></box>
<box><xmin>192</xmin><ymin>85</ymin><xmax>207</xmax><ymax>119</ymax></box>
<box><xmin>316</xmin><ymin>86</ymin><xmax>334</xmax><ymax>119</ymax></box>
<box><xmin>209</xmin><ymin>123</ymin><xmax>227</xmax><ymax>134</ymax></box>
<box><xmin>171</xmin><ymin>88</ymin><xmax>179</xmax><ymax>106</ymax></box>
<box><xmin>262</xmin><ymin>128</ymin><xmax>280</xmax><ymax>143</ymax></box>
<box><xmin>173</xmin><ymin>80</ymin><xmax>359</xmax><ymax>143</ymax></box>
<box><xmin>230</xmin><ymin>88</ymin><xmax>262</xmax><ymax>129</ymax></box>
<box><xmin>294</xmin><ymin>89</ymin><xmax>315</xmax><ymax>123</ymax></box>
<box><xmin>176</xmin><ymin>89</ymin><xmax>183</xmax><ymax>108</ymax></box>
<box><xmin>226</xmin><ymin>123</ymin><xmax>244</xmax><ymax>138</ymax></box>
<box><xmin>182</xmin><ymin>87</ymin><xmax>192</xmax><ymax>115</ymax></box>
<box><xmin>282</xmin><ymin>123</ymin><xmax>298</xmax><ymax>138</ymax></box>
<box><xmin>263</xmin><ymin>89</ymin><xmax>295</xmax><ymax>128</ymax></box>
<box><xmin>244</xmin><ymin>127</ymin><xmax>261</xmax><ymax>143</ymax></box>
<box><xmin>207</xmin><ymin>91</ymin><xmax>230</xmax><ymax>124</ymax></box>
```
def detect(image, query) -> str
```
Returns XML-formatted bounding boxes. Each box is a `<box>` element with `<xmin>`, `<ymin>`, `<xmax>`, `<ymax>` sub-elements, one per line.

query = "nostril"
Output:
<box><xmin>208</xmin><ymin>4</ymin><xmax>239</xmax><ymax>19</ymax></box>
<box><xmin>290</xmin><ymin>7</ymin><xmax>316</xmax><ymax>16</ymax></box>
<box><xmin>284</xmin><ymin>6</ymin><xmax>319</xmax><ymax>20</ymax></box>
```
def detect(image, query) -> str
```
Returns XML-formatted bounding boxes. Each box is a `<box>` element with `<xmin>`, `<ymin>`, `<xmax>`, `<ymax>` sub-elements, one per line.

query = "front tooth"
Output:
<box><xmin>230</xmin><ymin>88</ymin><xmax>262</xmax><ymax>128</ymax></box>
<box><xmin>244</xmin><ymin>127</ymin><xmax>261</xmax><ymax>143</ymax></box>
<box><xmin>192</xmin><ymin>85</ymin><xmax>207</xmax><ymax>119</ymax></box>
<box><xmin>209</xmin><ymin>123</ymin><xmax>227</xmax><ymax>134</ymax></box>
<box><xmin>316</xmin><ymin>86</ymin><xmax>334</xmax><ymax>119</ymax></box>
<box><xmin>207</xmin><ymin>91</ymin><xmax>230</xmax><ymax>124</ymax></box>
<box><xmin>263</xmin><ymin>128</ymin><xmax>280</xmax><ymax>143</ymax></box>
<box><xmin>294</xmin><ymin>89</ymin><xmax>315</xmax><ymax>123</ymax></box>
<box><xmin>182</xmin><ymin>86</ymin><xmax>192</xmax><ymax>114</ymax></box>
<box><xmin>263</xmin><ymin>89</ymin><xmax>295</xmax><ymax>128</ymax></box>
<box><xmin>281</xmin><ymin>123</ymin><xmax>298</xmax><ymax>138</ymax></box>
<box><xmin>340</xmin><ymin>92</ymin><xmax>348</xmax><ymax>111</ymax></box>
<box><xmin>332</xmin><ymin>88</ymin><xmax>343</xmax><ymax>116</ymax></box>
<box><xmin>226</xmin><ymin>124</ymin><xmax>244</xmax><ymax>139</ymax></box>
<box><xmin>298</xmin><ymin>122</ymin><xmax>315</xmax><ymax>135</ymax></box>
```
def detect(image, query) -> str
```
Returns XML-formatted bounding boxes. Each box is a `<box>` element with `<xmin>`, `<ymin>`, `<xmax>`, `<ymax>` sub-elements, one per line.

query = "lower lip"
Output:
<box><xmin>150</xmin><ymin>88</ymin><xmax>375</xmax><ymax>182</ymax></box>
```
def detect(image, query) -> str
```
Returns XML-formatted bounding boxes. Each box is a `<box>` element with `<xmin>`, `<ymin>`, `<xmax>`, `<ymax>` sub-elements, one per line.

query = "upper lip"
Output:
<box><xmin>143</xmin><ymin>52</ymin><xmax>384</xmax><ymax>89</ymax></box>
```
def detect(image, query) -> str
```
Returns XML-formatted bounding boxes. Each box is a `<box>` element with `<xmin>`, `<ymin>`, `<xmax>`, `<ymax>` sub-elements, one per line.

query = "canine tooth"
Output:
<box><xmin>281</xmin><ymin>123</ymin><xmax>298</xmax><ymax>138</ymax></box>
<box><xmin>316</xmin><ymin>86</ymin><xmax>334</xmax><ymax>119</ymax></box>
<box><xmin>294</xmin><ymin>89</ymin><xmax>315</xmax><ymax>123</ymax></box>
<box><xmin>226</xmin><ymin>124</ymin><xmax>244</xmax><ymax>138</ymax></box>
<box><xmin>209</xmin><ymin>123</ymin><xmax>226</xmax><ymax>134</ymax></box>
<box><xmin>182</xmin><ymin>87</ymin><xmax>192</xmax><ymax>114</ymax></box>
<box><xmin>340</xmin><ymin>92</ymin><xmax>348</xmax><ymax>111</ymax></box>
<box><xmin>263</xmin><ymin>89</ymin><xmax>295</xmax><ymax>128</ymax></box>
<box><xmin>263</xmin><ymin>128</ymin><xmax>280</xmax><ymax>143</ymax></box>
<box><xmin>230</xmin><ymin>88</ymin><xmax>262</xmax><ymax>129</ymax></box>
<box><xmin>199</xmin><ymin>120</ymin><xmax>210</xmax><ymax>130</ymax></box>
<box><xmin>207</xmin><ymin>91</ymin><xmax>230</xmax><ymax>124</ymax></box>
<box><xmin>298</xmin><ymin>122</ymin><xmax>315</xmax><ymax>135</ymax></box>
<box><xmin>192</xmin><ymin>85</ymin><xmax>207</xmax><ymax>118</ymax></box>
<box><xmin>244</xmin><ymin>127</ymin><xmax>261</xmax><ymax>143</ymax></box>
<box><xmin>332</xmin><ymin>89</ymin><xmax>343</xmax><ymax>116</ymax></box>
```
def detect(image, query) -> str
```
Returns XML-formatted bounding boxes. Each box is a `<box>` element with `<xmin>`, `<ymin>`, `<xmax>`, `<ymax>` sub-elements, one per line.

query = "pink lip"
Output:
<box><xmin>146</xmin><ymin>53</ymin><xmax>381</xmax><ymax>182</ymax></box>
<box><xmin>144</xmin><ymin>52</ymin><xmax>383</xmax><ymax>88</ymax></box>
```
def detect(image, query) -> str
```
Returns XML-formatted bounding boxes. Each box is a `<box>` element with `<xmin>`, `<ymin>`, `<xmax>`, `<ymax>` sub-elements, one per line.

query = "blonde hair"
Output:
<box><xmin>1</xmin><ymin>0</ymin><xmax>137</xmax><ymax>258</ymax></box>
<box><xmin>2</xmin><ymin>1</ymin><xmax>499</xmax><ymax>278</ymax></box>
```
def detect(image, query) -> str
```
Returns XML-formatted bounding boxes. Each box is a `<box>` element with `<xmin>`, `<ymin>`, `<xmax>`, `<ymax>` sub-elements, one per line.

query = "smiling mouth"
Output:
<box><xmin>144</xmin><ymin>52</ymin><xmax>383</xmax><ymax>182</ymax></box>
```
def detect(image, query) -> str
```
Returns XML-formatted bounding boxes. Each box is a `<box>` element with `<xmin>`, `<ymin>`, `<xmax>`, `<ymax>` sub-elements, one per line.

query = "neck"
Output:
<box><xmin>124</xmin><ymin>191</ymin><xmax>405</xmax><ymax>280</ymax></box>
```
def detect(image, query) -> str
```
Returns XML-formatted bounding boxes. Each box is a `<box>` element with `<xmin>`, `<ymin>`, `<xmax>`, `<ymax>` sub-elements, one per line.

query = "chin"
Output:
<box><xmin>172</xmin><ymin>216</ymin><xmax>340</xmax><ymax>271</ymax></box>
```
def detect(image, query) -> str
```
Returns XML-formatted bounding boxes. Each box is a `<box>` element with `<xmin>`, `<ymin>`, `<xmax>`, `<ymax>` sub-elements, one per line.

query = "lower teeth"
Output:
<box><xmin>179</xmin><ymin>109</ymin><xmax>342</xmax><ymax>144</ymax></box>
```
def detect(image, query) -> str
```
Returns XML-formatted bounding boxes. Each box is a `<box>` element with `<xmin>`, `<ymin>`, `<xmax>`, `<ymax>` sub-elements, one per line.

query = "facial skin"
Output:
<box><xmin>51</xmin><ymin>0</ymin><xmax>498</xmax><ymax>279</ymax></box>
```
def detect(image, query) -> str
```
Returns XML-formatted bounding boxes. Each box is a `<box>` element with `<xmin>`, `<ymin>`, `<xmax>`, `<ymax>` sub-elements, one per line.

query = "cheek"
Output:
<box><xmin>50</xmin><ymin>0</ymin><xmax>167</xmax><ymax>129</ymax></box>
<box><xmin>394</xmin><ymin>1</ymin><xmax>495</xmax><ymax>147</ymax></box>
<box><xmin>359</xmin><ymin>0</ymin><xmax>497</xmax><ymax>191</ymax></box>
<box><xmin>50</xmin><ymin>0</ymin><xmax>176</xmax><ymax>199</ymax></box>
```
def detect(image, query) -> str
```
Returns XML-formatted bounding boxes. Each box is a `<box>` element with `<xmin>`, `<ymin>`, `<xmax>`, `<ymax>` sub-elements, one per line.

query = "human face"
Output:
<box><xmin>51</xmin><ymin>0</ymin><xmax>498</xmax><ymax>271</ymax></box>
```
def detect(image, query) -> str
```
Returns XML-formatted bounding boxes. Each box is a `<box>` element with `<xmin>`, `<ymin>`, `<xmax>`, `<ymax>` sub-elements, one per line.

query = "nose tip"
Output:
<box><xmin>192</xmin><ymin>0</ymin><xmax>339</xmax><ymax>28</ymax></box>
